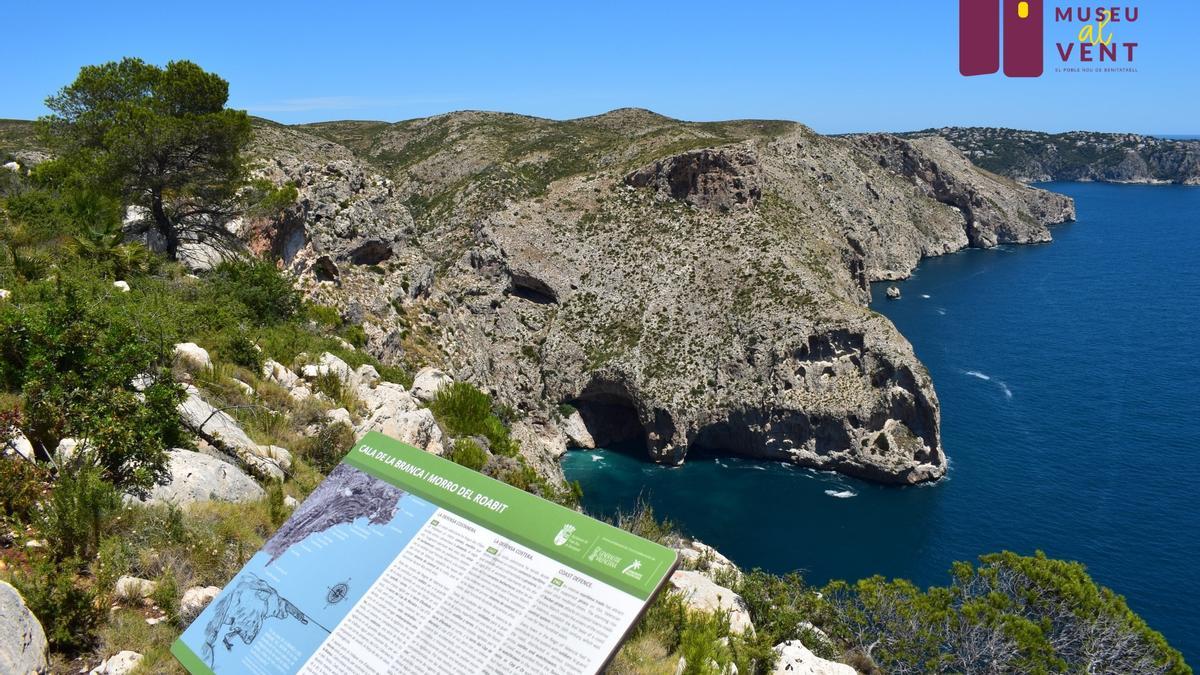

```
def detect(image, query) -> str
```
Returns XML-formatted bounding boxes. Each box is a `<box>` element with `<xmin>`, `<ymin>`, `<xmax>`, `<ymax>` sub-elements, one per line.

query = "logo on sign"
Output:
<box><xmin>554</xmin><ymin>524</ymin><xmax>575</xmax><ymax>546</ymax></box>
<box><xmin>960</xmin><ymin>1</ymin><xmax>1140</xmax><ymax>77</ymax></box>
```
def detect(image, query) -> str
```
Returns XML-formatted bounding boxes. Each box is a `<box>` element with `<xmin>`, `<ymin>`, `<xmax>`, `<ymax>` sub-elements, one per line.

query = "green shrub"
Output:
<box><xmin>11</xmin><ymin>558</ymin><xmax>103</xmax><ymax>653</ymax></box>
<box><xmin>822</xmin><ymin>551</ymin><xmax>1190</xmax><ymax>675</ymax></box>
<box><xmin>266</xmin><ymin>482</ymin><xmax>288</xmax><ymax>527</ymax></box>
<box><xmin>429</xmin><ymin>382</ymin><xmax>519</xmax><ymax>457</ymax></box>
<box><xmin>151</xmin><ymin>568</ymin><xmax>180</xmax><ymax>624</ymax></box>
<box><xmin>0</xmin><ymin>277</ymin><xmax>185</xmax><ymax>495</ymax></box>
<box><xmin>449</xmin><ymin>438</ymin><xmax>488</xmax><ymax>471</ymax></box>
<box><xmin>95</xmin><ymin>535</ymin><xmax>134</xmax><ymax>596</ymax></box>
<box><xmin>295</xmin><ymin>422</ymin><xmax>356</xmax><ymax>474</ymax></box>
<box><xmin>206</xmin><ymin>259</ymin><xmax>300</xmax><ymax>325</ymax></box>
<box><xmin>678</xmin><ymin>610</ymin><xmax>733</xmax><ymax>675</ymax></box>
<box><xmin>429</xmin><ymin>382</ymin><xmax>493</xmax><ymax>436</ymax></box>
<box><xmin>341</xmin><ymin>323</ymin><xmax>368</xmax><ymax>348</ymax></box>
<box><xmin>40</xmin><ymin>464</ymin><xmax>121</xmax><ymax>562</ymax></box>
<box><xmin>221</xmin><ymin>330</ymin><xmax>264</xmax><ymax>371</ymax></box>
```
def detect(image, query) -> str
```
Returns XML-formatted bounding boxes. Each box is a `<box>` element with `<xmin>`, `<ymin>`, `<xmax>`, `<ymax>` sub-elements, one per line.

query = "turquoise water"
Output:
<box><xmin>562</xmin><ymin>182</ymin><xmax>1200</xmax><ymax>661</ymax></box>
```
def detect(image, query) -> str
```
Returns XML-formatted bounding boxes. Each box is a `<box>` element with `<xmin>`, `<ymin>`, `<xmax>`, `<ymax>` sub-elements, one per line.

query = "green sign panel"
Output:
<box><xmin>172</xmin><ymin>431</ymin><xmax>677</xmax><ymax>674</ymax></box>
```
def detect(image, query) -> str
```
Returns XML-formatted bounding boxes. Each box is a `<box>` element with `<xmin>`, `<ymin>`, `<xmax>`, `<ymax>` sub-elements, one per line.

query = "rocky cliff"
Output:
<box><xmin>0</xmin><ymin>111</ymin><xmax>1077</xmax><ymax>485</ymax></box>
<box><xmin>912</xmin><ymin>126</ymin><xmax>1200</xmax><ymax>185</ymax></box>
<box><xmin>245</xmin><ymin>110</ymin><xmax>1074</xmax><ymax>485</ymax></box>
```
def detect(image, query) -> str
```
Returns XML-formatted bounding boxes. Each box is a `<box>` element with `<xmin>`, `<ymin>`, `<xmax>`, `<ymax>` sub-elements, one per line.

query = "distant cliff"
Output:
<box><xmin>909</xmin><ymin>127</ymin><xmax>1200</xmax><ymax>185</ymax></box>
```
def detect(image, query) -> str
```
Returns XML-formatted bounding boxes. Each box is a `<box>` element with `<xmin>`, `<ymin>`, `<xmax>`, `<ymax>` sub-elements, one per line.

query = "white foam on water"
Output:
<box><xmin>921</xmin><ymin>294</ymin><xmax>931</xmax><ymax>299</ymax></box>
<box><xmin>590</xmin><ymin>454</ymin><xmax>604</xmax><ymax>462</ymax></box>
<box><xmin>964</xmin><ymin>370</ymin><xmax>991</xmax><ymax>381</ymax></box>
<box><xmin>824</xmin><ymin>489</ymin><xmax>857</xmax><ymax>499</ymax></box>
<box><xmin>936</xmin><ymin>307</ymin><xmax>947</xmax><ymax>315</ymax></box>
<box><xmin>999</xmin><ymin>382</ymin><xmax>1013</xmax><ymax>399</ymax></box>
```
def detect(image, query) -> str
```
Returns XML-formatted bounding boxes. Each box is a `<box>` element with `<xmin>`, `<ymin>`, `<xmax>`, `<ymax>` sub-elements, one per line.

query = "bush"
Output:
<box><xmin>221</xmin><ymin>330</ymin><xmax>264</xmax><ymax>371</ymax></box>
<box><xmin>449</xmin><ymin>438</ymin><xmax>488</xmax><ymax>471</ymax></box>
<box><xmin>40</xmin><ymin>463</ymin><xmax>121</xmax><ymax>562</ymax></box>
<box><xmin>206</xmin><ymin>259</ymin><xmax>300</xmax><ymax>325</ymax></box>
<box><xmin>0</xmin><ymin>277</ymin><xmax>185</xmax><ymax>495</ymax></box>
<box><xmin>822</xmin><ymin>551</ymin><xmax>1190</xmax><ymax>674</ymax></box>
<box><xmin>0</xmin><ymin>454</ymin><xmax>47</xmax><ymax>523</ymax></box>
<box><xmin>11</xmin><ymin>558</ymin><xmax>103</xmax><ymax>653</ymax></box>
<box><xmin>429</xmin><ymin>382</ymin><xmax>519</xmax><ymax>457</ymax></box>
<box><xmin>295</xmin><ymin>422</ymin><xmax>356</xmax><ymax>474</ymax></box>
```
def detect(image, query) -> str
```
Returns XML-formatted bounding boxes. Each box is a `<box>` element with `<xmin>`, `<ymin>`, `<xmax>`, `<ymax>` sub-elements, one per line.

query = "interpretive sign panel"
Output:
<box><xmin>172</xmin><ymin>431</ymin><xmax>678</xmax><ymax>674</ymax></box>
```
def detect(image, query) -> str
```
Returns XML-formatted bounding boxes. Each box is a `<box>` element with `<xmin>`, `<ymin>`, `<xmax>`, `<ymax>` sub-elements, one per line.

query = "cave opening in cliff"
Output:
<box><xmin>571</xmin><ymin>389</ymin><xmax>647</xmax><ymax>450</ymax></box>
<box><xmin>508</xmin><ymin>275</ymin><xmax>558</xmax><ymax>305</ymax></box>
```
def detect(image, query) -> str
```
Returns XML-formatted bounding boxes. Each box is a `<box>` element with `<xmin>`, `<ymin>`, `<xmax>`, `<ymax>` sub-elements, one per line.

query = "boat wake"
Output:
<box><xmin>824</xmin><ymin>489</ymin><xmax>857</xmax><ymax>499</ymax></box>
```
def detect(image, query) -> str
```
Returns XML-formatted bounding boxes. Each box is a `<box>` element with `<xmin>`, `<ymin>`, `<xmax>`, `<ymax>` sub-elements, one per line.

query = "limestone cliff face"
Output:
<box><xmin>243</xmin><ymin>112</ymin><xmax>1073</xmax><ymax>485</ymax></box>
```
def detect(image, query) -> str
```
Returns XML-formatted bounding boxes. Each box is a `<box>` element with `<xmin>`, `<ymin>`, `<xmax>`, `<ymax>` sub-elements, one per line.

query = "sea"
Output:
<box><xmin>562</xmin><ymin>182</ymin><xmax>1200</xmax><ymax>662</ymax></box>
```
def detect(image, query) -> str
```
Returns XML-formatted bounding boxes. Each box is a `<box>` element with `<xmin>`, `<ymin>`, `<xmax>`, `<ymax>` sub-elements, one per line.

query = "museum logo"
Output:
<box><xmin>960</xmin><ymin>1</ymin><xmax>1140</xmax><ymax>77</ymax></box>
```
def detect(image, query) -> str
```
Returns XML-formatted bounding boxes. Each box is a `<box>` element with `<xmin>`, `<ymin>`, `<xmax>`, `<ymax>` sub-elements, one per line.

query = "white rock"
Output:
<box><xmin>289</xmin><ymin>385</ymin><xmax>312</xmax><ymax>402</ymax></box>
<box><xmin>134</xmin><ymin>450</ymin><xmax>264</xmax><ymax>506</ymax></box>
<box><xmin>410</xmin><ymin>367</ymin><xmax>452</xmax><ymax>401</ymax></box>
<box><xmin>89</xmin><ymin>650</ymin><xmax>144</xmax><ymax>675</ymax></box>
<box><xmin>319</xmin><ymin>352</ymin><xmax>354</xmax><ymax>384</ymax></box>
<box><xmin>561</xmin><ymin>410</ymin><xmax>596</xmax><ymax>449</ymax></box>
<box><xmin>178</xmin><ymin>385</ymin><xmax>285</xmax><ymax>480</ymax></box>
<box><xmin>357</xmin><ymin>407</ymin><xmax>444</xmax><ymax>455</ymax></box>
<box><xmin>354</xmin><ymin>364</ymin><xmax>381</xmax><ymax>388</ymax></box>
<box><xmin>253</xmin><ymin>445</ymin><xmax>293</xmax><ymax>472</ymax></box>
<box><xmin>676</xmin><ymin>540</ymin><xmax>742</xmax><ymax>582</ymax></box>
<box><xmin>668</xmin><ymin>570</ymin><xmax>754</xmax><ymax>634</ymax></box>
<box><xmin>0</xmin><ymin>580</ymin><xmax>48</xmax><ymax>675</ymax></box>
<box><xmin>284</xmin><ymin>495</ymin><xmax>299</xmax><ymax>509</ymax></box>
<box><xmin>114</xmin><ymin>576</ymin><xmax>157</xmax><ymax>600</ymax></box>
<box><xmin>179</xmin><ymin>586</ymin><xmax>220</xmax><ymax>624</ymax></box>
<box><xmin>113</xmin><ymin>280</ymin><xmax>131</xmax><ymax>292</ymax></box>
<box><xmin>2</xmin><ymin>161</ymin><xmax>20</xmax><ymax>172</ymax></box>
<box><xmin>359</xmin><ymin>381</ymin><xmax>417</xmax><ymax>415</ymax></box>
<box><xmin>326</xmin><ymin>407</ymin><xmax>353</xmax><ymax>427</ymax></box>
<box><xmin>334</xmin><ymin>336</ymin><xmax>356</xmax><ymax>351</ymax></box>
<box><xmin>3</xmin><ymin>431</ymin><xmax>35</xmax><ymax>461</ymax></box>
<box><xmin>300</xmin><ymin>363</ymin><xmax>325</xmax><ymax>379</ymax></box>
<box><xmin>173</xmin><ymin>342</ymin><xmax>212</xmax><ymax>371</ymax></box>
<box><xmin>261</xmin><ymin>359</ymin><xmax>300</xmax><ymax>388</ymax></box>
<box><xmin>771</xmin><ymin>640</ymin><xmax>856</xmax><ymax>675</ymax></box>
<box><xmin>232</xmin><ymin>379</ymin><xmax>255</xmax><ymax>397</ymax></box>
<box><xmin>54</xmin><ymin>437</ymin><xmax>89</xmax><ymax>463</ymax></box>
<box><xmin>0</xmin><ymin>289</ymin><xmax>10</xmax><ymax>300</ymax></box>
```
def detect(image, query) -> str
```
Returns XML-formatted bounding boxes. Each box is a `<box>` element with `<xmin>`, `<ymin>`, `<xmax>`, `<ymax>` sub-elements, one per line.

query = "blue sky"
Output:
<box><xmin>3</xmin><ymin>1</ymin><xmax>1195</xmax><ymax>134</ymax></box>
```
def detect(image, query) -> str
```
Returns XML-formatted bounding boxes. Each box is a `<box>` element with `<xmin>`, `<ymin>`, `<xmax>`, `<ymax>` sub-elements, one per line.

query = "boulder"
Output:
<box><xmin>410</xmin><ymin>367</ymin><xmax>452</xmax><ymax>402</ymax></box>
<box><xmin>89</xmin><ymin>650</ymin><xmax>144</xmax><ymax>675</ymax></box>
<box><xmin>135</xmin><ymin>450</ymin><xmax>264</xmax><ymax>506</ymax></box>
<box><xmin>3</xmin><ymin>432</ymin><xmax>35</xmax><ymax>461</ymax></box>
<box><xmin>54</xmin><ymin>437</ymin><xmax>91</xmax><ymax>463</ymax></box>
<box><xmin>232</xmin><ymin>379</ymin><xmax>255</xmax><ymax>397</ymax></box>
<box><xmin>675</xmin><ymin>540</ymin><xmax>741</xmax><ymax>582</ymax></box>
<box><xmin>770</xmin><ymin>640</ymin><xmax>855</xmax><ymax>675</ymax></box>
<box><xmin>0</xmin><ymin>580</ymin><xmax>48</xmax><ymax>675</ymax></box>
<box><xmin>668</xmin><ymin>570</ymin><xmax>754</xmax><ymax>634</ymax></box>
<box><xmin>886</xmin><ymin>285</ymin><xmax>901</xmax><ymax>300</ymax></box>
<box><xmin>357</xmin><ymin>407</ymin><xmax>444</xmax><ymax>455</ymax></box>
<box><xmin>179</xmin><ymin>586</ymin><xmax>221</xmax><ymax>624</ymax></box>
<box><xmin>0</xmin><ymin>289</ymin><xmax>10</xmax><ymax>300</ymax></box>
<box><xmin>113</xmin><ymin>280</ymin><xmax>131</xmax><ymax>293</ymax></box>
<box><xmin>354</xmin><ymin>364</ymin><xmax>381</xmax><ymax>388</ymax></box>
<box><xmin>261</xmin><ymin>359</ymin><xmax>300</xmax><ymax>389</ymax></box>
<box><xmin>178</xmin><ymin>385</ymin><xmax>286</xmax><ymax>480</ymax></box>
<box><xmin>115</xmin><ymin>576</ymin><xmax>157</xmax><ymax>600</ymax></box>
<box><xmin>173</xmin><ymin>342</ymin><xmax>212</xmax><ymax>371</ymax></box>
<box><xmin>561</xmin><ymin>410</ymin><xmax>596</xmax><ymax>449</ymax></box>
<box><xmin>2</xmin><ymin>161</ymin><xmax>19</xmax><ymax>172</ymax></box>
<box><xmin>327</xmin><ymin>408</ymin><xmax>353</xmax><ymax>427</ymax></box>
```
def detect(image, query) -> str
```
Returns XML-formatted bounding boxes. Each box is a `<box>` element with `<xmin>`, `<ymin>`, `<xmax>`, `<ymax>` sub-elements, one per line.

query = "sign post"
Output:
<box><xmin>172</xmin><ymin>431</ymin><xmax>678</xmax><ymax>674</ymax></box>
